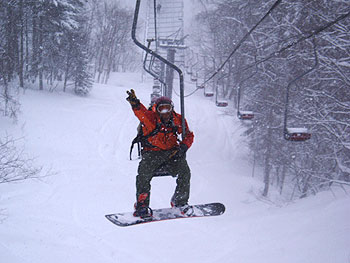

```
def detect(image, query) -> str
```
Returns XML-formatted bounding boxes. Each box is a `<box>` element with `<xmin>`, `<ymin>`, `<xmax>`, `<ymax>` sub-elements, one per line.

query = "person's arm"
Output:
<box><xmin>133</xmin><ymin>103</ymin><xmax>156</xmax><ymax>131</ymax></box>
<box><xmin>126</xmin><ymin>89</ymin><xmax>156</xmax><ymax>131</ymax></box>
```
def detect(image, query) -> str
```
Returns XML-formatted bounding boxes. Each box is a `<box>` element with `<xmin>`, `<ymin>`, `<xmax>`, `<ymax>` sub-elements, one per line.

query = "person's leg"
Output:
<box><xmin>135</xmin><ymin>151</ymin><xmax>169</xmax><ymax>207</ymax></box>
<box><xmin>168</xmin><ymin>158</ymin><xmax>191</xmax><ymax>206</ymax></box>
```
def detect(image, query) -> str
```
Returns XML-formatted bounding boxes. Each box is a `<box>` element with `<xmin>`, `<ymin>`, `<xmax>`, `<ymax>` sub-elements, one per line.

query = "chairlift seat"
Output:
<box><xmin>153</xmin><ymin>85</ymin><xmax>161</xmax><ymax>92</ymax></box>
<box><xmin>197</xmin><ymin>85</ymin><xmax>204</xmax><ymax>89</ymax></box>
<box><xmin>238</xmin><ymin>111</ymin><xmax>254</xmax><ymax>120</ymax></box>
<box><xmin>191</xmin><ymin>77</ymin><xmax>198</xmax><ymax>82</ymax></box>
<box><xmin>216</xmin><ymin>101</ymin><xmax>228</xmax><ymax>107</ymax></box>
<box><xmin>284</xmin><ymin>128</ymin><xmax>311</xmax><ymax>141</ymax></box>
<box><xmin>204</xmin><ymin>92</ymin><xmax>214</xmax><ymax>97</ymax></box>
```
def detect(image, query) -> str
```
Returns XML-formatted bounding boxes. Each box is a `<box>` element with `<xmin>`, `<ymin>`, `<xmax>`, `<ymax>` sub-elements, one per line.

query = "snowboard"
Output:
<box><xmin>105</xmin><ymin>202</ymin><xmax>225</xmax><ymax>227</ymax></box>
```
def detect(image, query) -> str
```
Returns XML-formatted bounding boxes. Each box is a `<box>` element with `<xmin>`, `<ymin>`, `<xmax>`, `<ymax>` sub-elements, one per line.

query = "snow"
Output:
<box><xmin>0</xmin><ymin>72</ymin><xmax>349</xmax><ymax>263</ymax></box>
<box><xmin>287</xmin><ymin>127</ymin><xmax>308</xmax><ymax>133</ymax></box>
<box><xmin>239</xmin><ymin>110</ymin><xmax>254</xmax><ymax>115</ymax></box>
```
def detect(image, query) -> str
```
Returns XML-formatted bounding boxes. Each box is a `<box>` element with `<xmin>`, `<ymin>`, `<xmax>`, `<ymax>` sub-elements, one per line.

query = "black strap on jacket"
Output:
<box><xmin>129</xmin><ymin>120</ymin><xmax>179</xmax><ymax>160</ymax></box>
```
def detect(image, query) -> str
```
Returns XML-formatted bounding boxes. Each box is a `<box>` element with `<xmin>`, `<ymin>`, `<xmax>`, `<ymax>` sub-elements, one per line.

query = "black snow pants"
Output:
<box><xmin>136</xmin><ymin>150</ymin><xmax>191</xmax><ymax>207</ymax></box>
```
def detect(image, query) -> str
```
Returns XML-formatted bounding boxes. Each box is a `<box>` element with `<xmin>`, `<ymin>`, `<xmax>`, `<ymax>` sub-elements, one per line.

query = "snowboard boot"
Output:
<box><xmin>171</xmin><ymin>195</ymin><xmax>194</xmax><ymax>216</ymax></box>
<box><xmin>170</xmin><ymin>194</ymin><xmax>176</xmax><ymax>208</ymax></box>
<box><xmin>133</xmin><ymin>205</ymin><xmax>153</xmax><ymax>218</ymax></box>
<box><xmin>176</xmin><ymin>204</ymin><xmax>194</xmax><ymax>217</ymax></box>
<box><xmin>133</xmin><ymin>193</ymin><xmax>153</xmax><ymax>218</ymax></box>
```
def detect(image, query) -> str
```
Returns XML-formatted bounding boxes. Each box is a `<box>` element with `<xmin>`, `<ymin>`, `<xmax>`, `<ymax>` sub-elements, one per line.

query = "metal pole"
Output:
<box><xmin>153</xmin><ymin>0</ymin><xmax>158</xmax><ymax>51</ymax></box>
<box><xmin>132</xmin><ymin>0</ymin><xmax>186</xmax><ymax>140</ymax></box>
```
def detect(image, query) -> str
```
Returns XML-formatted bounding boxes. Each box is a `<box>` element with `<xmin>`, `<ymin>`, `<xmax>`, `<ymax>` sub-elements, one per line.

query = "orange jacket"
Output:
<box><xmin>133</xmin><ymin>103</ymin><xmax>194</xmax><ymax>151</ymax></box>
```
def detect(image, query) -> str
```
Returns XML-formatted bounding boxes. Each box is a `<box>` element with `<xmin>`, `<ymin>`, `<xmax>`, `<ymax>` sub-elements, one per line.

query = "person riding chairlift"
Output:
<box><xmin>126</xmin><ymin>89</ymin><xmax>194</xmax><ymax>218</ymax></box>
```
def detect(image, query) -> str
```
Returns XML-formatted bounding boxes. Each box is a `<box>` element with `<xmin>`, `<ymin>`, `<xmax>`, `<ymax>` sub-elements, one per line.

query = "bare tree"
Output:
<box><xmin>0</xmin><ymin>137</ymin><xmax>43</xmax><ymax>184</ymax></box>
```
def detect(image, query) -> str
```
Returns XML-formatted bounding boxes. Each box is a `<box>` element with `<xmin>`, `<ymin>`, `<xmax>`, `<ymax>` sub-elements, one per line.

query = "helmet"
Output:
<box><xmin>155</xmin><ymin>96</ymin><xmax>174</xmax><ymax>114</ymax></box>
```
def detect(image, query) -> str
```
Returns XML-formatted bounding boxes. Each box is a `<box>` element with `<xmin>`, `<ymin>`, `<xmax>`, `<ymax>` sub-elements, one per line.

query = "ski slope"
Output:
<box><xmin>0</xmin><ymin>73</ymin><xmax>349</xmax><ymax>263</ymax></box>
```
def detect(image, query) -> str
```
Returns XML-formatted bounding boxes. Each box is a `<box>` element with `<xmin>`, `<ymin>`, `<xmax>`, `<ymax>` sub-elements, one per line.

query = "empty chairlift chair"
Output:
<box><xmin>283</xmin><ymin>38</ymin><xmax>318</xmax><ymax>142</ymax></box>
<box><xmin>237</xmin><ymin>110</ymin><xmax>254</xmax><ymax>120</ymax></box>
<box><xmin>204</xmin><ymin>91</ymin><xmax>214</xmax><ymax>97</ymax></box>
<box><xmin>191</xmin><ymin>73</ymin><xmax>198</xmax><ymax>82</ymax></box>
<box><xmin>215</xmin><ymin>94</ymin><xmax>228</xmax><ymax>107</ymax></box>
<box><xmin>284</xmin><ymin>128</ymin><xmax>311</xmax><ymax>141</ymax></box>
<box><xmin>237</xmin><ymin>86</ymin><xmax>254</xmax><ymax>120</ymax></box>
<box><xmin>216</xmin><ymin>101</ymin><xmax>228</xmax><ymax>107</ymax></box>
<box><xmin>215</xmin><ymin>81</ymin><xmax>228</xmax><ymax>107</ymax></box>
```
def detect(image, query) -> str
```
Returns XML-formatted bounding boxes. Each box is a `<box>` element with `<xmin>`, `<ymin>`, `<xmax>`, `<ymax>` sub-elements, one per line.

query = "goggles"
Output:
<box><xmin>157</xmin><ymin>104</ymin><xmax>173</xmax><ymax>114</ymax></box>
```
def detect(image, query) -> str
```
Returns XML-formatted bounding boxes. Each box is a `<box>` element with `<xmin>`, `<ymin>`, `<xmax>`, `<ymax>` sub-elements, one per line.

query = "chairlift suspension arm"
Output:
<box><xmin>143</xmin><ymin>40</ymin><xmax>167</xmax><ymax>87</ymax></box>
<box><xmin>283</xmin><ymin>38</ymin><xmax>318</xmax><ymax>133</ymax></box>
<box><xmin>237</xmin><ymin>56</ymin><xmax>259</xmax><ymax>115</ymax></box>
<box><xmin>132</xmin><ymin>0</ymin><xmax>186</xmax><ymax>140</ymax></box>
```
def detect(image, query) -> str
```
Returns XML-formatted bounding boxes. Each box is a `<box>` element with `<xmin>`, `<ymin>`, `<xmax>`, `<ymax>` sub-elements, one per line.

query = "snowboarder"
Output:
<box><xmin>126</xmin><ymin>89</ymin><xmax>194</xmax><ymax>218</ymax></box>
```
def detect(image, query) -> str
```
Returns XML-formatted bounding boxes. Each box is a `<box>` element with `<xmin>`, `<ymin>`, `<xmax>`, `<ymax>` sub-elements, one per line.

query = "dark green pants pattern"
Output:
<box><xmin>136</xmin><ymin>150</ymin><xmax>191</xmax><ymax>207</ymax></box>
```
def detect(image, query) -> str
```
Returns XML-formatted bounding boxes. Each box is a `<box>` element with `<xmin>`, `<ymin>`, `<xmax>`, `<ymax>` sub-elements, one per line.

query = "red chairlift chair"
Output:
<box><xmin>284</xmin><ymin>128</ymin><xmax>311</xmax><ymax>141</ymax></box>
<box><xmin>237</xmin><ymin>110</ymin><xmax>254</xmax><ymax>120</ymax></box>
<box><xmin>283</xmin><ymin>38</ymin><xmax>318</xmax><ymax>142</ymax></box>
<box><xmin>216</xmin><ymin>101</ymin><xmax>228</xmax><ymax>107</ymax></box>
<box><xmin>204</xmin><ymin>91</ymin><xmax>214</xmax><ymax>97</ymax></box>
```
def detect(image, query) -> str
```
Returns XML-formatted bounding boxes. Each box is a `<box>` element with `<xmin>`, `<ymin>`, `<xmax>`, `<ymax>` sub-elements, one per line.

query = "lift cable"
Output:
<box><xmin>201</xmin><ymin>0</ymin><xmax>283</xmax><ymax>86</ymax></box>
<box><xmin>190</xmin><ymin>8</ymin><xmax>350</xmax><ymax>99</ymax></box>
<box><xmin>237</xmin><ymin>9</ymin><xmax>350</xmax><ymax>77</ymax></box>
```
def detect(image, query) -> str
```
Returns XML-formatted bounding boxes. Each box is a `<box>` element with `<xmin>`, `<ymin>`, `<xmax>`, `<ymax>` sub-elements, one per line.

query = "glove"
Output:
<box><xmin>170</xmin><ymin>144</ymin><xmax>188</xmax><ymax>161</ymax></box>
<box><xmin>126</xmin><ymin>89</ymin><xmax>140</xmax><ymax>108</ymax></box>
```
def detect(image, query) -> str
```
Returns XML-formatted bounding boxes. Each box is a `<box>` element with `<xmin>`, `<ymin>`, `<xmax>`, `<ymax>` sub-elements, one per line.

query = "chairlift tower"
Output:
<box><xmin>146</xmin><ymin>0</ymin><xmax>186</xmax><ymax>100</ymax></box>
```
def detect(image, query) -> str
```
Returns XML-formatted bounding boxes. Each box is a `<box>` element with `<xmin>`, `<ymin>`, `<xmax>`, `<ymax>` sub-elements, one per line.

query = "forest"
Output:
<box><xmin>0</xmin><ymin>0</ymin><xmax>136</xmax><ymax>112</ymax></box>
<box><xmin>190</xmin><ymin>0</ymin><xmax>350</xmax><ymax>198</ymax></box>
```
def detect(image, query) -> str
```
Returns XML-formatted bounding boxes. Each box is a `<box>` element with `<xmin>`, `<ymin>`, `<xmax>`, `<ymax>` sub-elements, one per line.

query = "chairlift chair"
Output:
<box><xmin>283</xmin><ymin>38</ymin><xmax>318</xmax><ymax>142</ymax></box>
<box><xmin>204</xmin><ymin>91</ymin><xmax>214</xmax><ymax>97</ymax></box>
<box><xmin>237</xmin><ymin>86</ymin><xmax>254</xmax><ymax>120</ymax></box>
<box><xmin>152</xmin><ymin>83</ymin><xmax>161</xmax><ymax>93</ymax></box>
<box><xmin>215</xmin><ymin>83</ymin><xmax>228</xmax><ymax>107</ymax></box>
<box><xmin>154</xmin><ymin>78</ymin><xmax>160</xmax><ymax>85</ymax></box>
<box><xmin>191</xmin><ymin>75</ymin><xmax>198</xmax><ymax>82</ymax></box>
<box><xmin>284</xmin><ymin>128</ymin><xmax>311</xmax><ymax>141</ymax></box>
<box><xmin>237</xmin><ymin>110</ymin><xmax>254</xmax><ymax>120</ymax></box>
<box><xmin>203</xmin><ymin>78</ymin><xmax>214</xmax><ymax>97</ymax></box>
<box><xmin>216</xmin><ymin>101</ymin><xmax>228</xmax><ymax>107</ymax></box>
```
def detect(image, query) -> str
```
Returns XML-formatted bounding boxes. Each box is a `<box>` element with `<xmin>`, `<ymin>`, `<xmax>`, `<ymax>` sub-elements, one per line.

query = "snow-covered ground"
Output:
<box><xmin>0</xmin><ymin>73</ymin><xmax>349</xmax><ymax>263</ymax></box>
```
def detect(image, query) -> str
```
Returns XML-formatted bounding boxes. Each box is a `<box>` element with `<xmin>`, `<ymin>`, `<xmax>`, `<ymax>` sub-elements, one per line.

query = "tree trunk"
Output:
<box><xmin>262</xmin><ymin>139</ymin><xmax>272</xmax><ymax>197</ymax></box>
<box><xmin>262</xmin><ymin>109</ymin><xmax>273</xmax><ymax>197</ymax></box>
<box><xmin>32</xmin><ymin>5</ymin><xmax>38</xmax><ymax>82</ymax></box>
<box><xmin>279</xmin><ymin>164</ymin><xmax>287</xmax><ymax>195</ymax></box>
<box><xmin>25</xmin><ymin>4</ymin><xmax>29</xmax><ymax>76</ymax></box>
<box><xmin>38</xmin><ymin>15</ymin><xmax>43</xmax><ymax>90</ymax></box>
<box><xmin>19</xmin><ymin>0</ymin><xmax>24</xmax><ymax>88</ymax></box>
